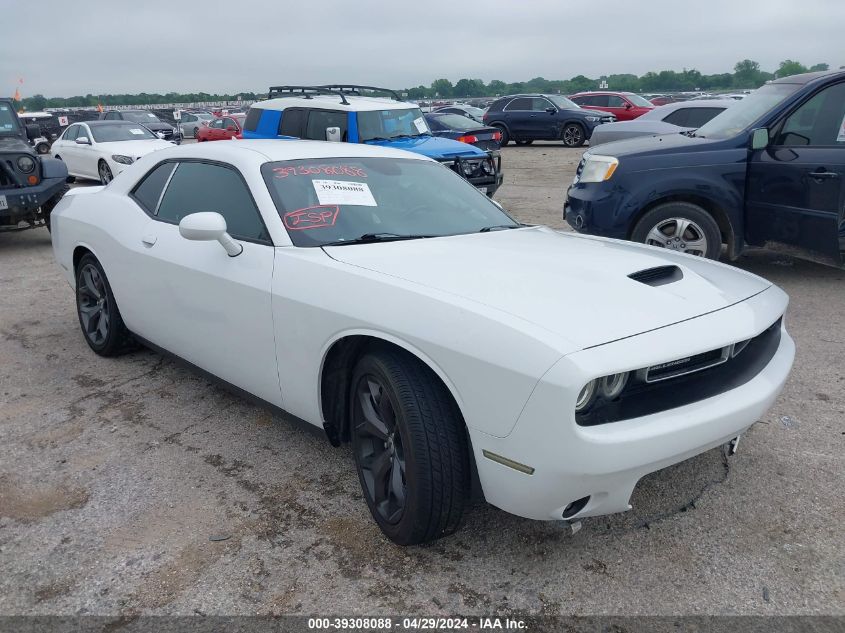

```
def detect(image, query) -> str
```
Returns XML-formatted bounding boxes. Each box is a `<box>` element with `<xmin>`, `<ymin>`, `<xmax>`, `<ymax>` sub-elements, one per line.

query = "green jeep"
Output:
<box><xmin>1</xmin><ymin>98</ymin><xmax>68</xmax><ymax>232</ymax></box>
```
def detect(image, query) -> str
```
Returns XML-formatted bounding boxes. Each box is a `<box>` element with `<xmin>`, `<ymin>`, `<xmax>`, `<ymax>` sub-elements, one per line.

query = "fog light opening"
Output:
<box><xmin>562</xmin><ymin>495</ymin><xmax>590</xmax><ymax>519</ymax></box>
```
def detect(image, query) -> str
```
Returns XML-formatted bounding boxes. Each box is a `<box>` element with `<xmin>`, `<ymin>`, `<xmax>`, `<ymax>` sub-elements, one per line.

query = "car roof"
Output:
<box><xmin>571</xmin><ymin>91</ymin><xmax>637</xmax><ymax>96</ymax></box>
<box><xmin>253</xmin><ymin>94</ymin><xmax>419</xmax><ymax>113</ymax></box>
<box><xmin>148</xmin><ymin>139</ymin><xmax>435</xmax><ymax>163</ymax></box>
<box><xmin>80</xmin><ymin>120</ymin><xmax>149</xmax><ymax>127</ymax></box>
<box><xmin>771</xmin><ymin>69</ymin><xmax>845</xmax><ymax>85</ymax></box>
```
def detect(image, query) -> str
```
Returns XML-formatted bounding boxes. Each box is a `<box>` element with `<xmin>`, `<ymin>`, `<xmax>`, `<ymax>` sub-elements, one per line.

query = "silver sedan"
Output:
<box><xmin>178</xmin><ymin>112</ymin><xmax>215</xmax><ymax>138</ymax></box>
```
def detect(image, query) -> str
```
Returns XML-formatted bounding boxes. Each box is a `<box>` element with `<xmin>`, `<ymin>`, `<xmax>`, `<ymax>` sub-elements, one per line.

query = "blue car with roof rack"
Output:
<box><xmin>242</xmin><ymin>85</ymin><xmax>503</xmax><ymax>197</ymax></box>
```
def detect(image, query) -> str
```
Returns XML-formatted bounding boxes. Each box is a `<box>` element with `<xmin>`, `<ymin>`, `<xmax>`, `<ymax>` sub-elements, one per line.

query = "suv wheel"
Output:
<box><xmin>350</xmin><ymin>348</ymin><xmax>470</xmax><ymax>545</ymax></box>
<box><xmin>631</xmin><ymin>202</ymin><xmax>722</xmax><ymax>259</ymax></box>
<box><xmin>492</xmin><ymin>125</ymin><xmax>509</xmax><ymax>146</ymax></box>
<box><xmin>75</xmin><ymin>254</ymin><xmax>134</xmax><ymax>356</ymax></box>
<box><xmin>561</xmin><ymin>123</ymin><xmax>585</xmax><ymax>147</ymax></box>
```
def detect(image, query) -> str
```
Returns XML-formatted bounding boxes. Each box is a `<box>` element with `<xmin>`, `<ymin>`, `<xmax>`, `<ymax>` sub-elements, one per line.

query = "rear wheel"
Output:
<box><xmin>351</xmin><ymin>348</ymin><xmax>470</xmax><ymax>545</ymax></box>
<box><xmin>631</xmin><ymin>202</ymin><xmax>722</xmax><ymax>259</ymax></box>
<box><xmin>492</xmin><ymin>125</ymin><xmax>509</xmax><ymax>146</ymax></box>
<box><xmin>561</xmin><ymin>123</ymin><xmax>585</xmax><ymax>147</ymax></box>
<box><xmin>75</xmin><ymin>254</ymin><xmax>134</xmax><ymax>356</ymax></box>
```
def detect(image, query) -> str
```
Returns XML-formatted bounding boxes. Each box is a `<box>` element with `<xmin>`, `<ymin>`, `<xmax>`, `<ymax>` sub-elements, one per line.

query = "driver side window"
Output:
<box><xmin>776</xmin><ymin>82</ymin><xmax>845</xmax><ymax>146</ymax></box>
<box><xmin>63</xmin><ymin>125</ymin><xmax>79</xmax><ymax>141</ymax></box>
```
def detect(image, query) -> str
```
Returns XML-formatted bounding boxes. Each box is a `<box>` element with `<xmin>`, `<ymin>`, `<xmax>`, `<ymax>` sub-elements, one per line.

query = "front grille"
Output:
<box><xmin>1</xmin><ymin>159</ymin><xmax>20</xmax><ymax>188</ymax></box>
<box><xmin>576</xmin><ymin>317</ymin><xmax>783</xmax><ymax>426</ymax></box>
<box><xmin>439</xmin><ymin>156</ymin><xmax>496</xmax><ymax>184</ymax></box>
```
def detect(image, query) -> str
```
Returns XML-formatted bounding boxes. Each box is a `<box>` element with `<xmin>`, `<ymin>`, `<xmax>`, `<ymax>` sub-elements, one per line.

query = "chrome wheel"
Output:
<box><xmin>353</xmin><ymin>374</ymin><xmax>406</xmax><ymax>525</ymax></box>
<box><xmin>98</xmin><ymin>161</ymin><xmax>113</xmax><ymax>185</ymax></box>
<box><xmin>645</xmin><ymin>217</ymin><xmax>709</xmax><ymax>256</ymax></box>
<box><xmin>562</xmin><ymin>124</ymin><xmax>583</xmax><ymax>147</ymax></box>
<box><xmin>77</xmin><ymin>263</ymin><xmax>110</xmax><ymax>346</ymax></box>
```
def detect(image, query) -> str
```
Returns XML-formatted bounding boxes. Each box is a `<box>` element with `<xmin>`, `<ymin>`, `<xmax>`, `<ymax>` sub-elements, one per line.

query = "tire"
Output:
<box><xmin>36</xmin><ymin>143</ymin><xmax>50</xmax><ymax>155</ymax></box>
<box><xmin>75</xmin><ymin>254</ymin><xmax>134</xmax><ymax>356</ymax></box>
<box><xmin>492</xmin><ymin>124</ymin><xmax>509</xmax><ymax>146</ymax></box>
<box><xmin>561</xmin><ymin>123</ymin><xmax>586</xmax><ymax>147</ymax></box>
<box><xmin>515</xmin><ymin>140</ymin><xmax>533</xmax><ymax>146</ymax></box>
<box><xmin>40</xmin><ymin>184</ymin><xmax>68</xmax><ymax>233</ymax></box>
<box><xmin>98</xmin><ymin>160</ymin><xmax>113</xmax><ymax>185</ymax></box>
<box><xmin>630</xmin><ymin>202</ymin><xmax>722</xmax><ymax>259</ymax></box>
<box><xmin>350</xmin><ymin>348</ymin><xmax>470</xmax><ymax>545</ymax></box>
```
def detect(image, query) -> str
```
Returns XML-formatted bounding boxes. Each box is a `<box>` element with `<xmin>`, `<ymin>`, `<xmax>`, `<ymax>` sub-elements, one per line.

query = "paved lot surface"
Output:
<box><xmin>1</xmin><ymin>142</ymin><xmax>843</xmax><ymax>616</ymax></box>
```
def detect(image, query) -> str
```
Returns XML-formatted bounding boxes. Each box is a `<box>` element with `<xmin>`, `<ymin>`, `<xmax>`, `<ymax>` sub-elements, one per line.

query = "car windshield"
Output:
<box><xmin>431</xmin><ymin>114</ymin><xmax>479</xmax><ymax>131</ymax></box>
<box><xmin>461</xmin><ymin>106</ymin><xmax>485</xmax><ymax>117</ymax></box>
<box><xmin>196</xmin><ymin>113</ymin><xmax>214</xmax><ymax>120</ymax></box>
<box><xmin>358</xmin><ymin>108</ymin><xmax>430</xmax><ymax>141</ymax></box>
<box><xmin>693</xmin><ymin>83</ymin><xmax>802</xmax><ymax>139</ymax></box>
<box><xmin>262</xmin><ymin>157</ymin><xmax>519</xmax><ymax>247</ymax></box>
<box><xmin>123</xmin><ymin>111</ymin><xmax>162</xmax><ymax>123</ymax></box>
<box><xmin>548</xmin><ymin>95</ymin><xmax>579</xmax><ymax>110</ymax></box>
<box><xmin>0</xmin><ymin>102</ymin><xmax>21</xmax><ymax>135</ymax></box>
<box><xmin>626</xmin><ymin>94</ymin><xmax>653</xmax><ymax>107</ymax></box>
<box><xmin>90</xmin><ymin>124</ymin><xmax>157</xmax><ymax>142</ymax></box>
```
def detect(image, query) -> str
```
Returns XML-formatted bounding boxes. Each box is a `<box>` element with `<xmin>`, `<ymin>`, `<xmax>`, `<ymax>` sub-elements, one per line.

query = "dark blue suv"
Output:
<box><xmin>482</xmin><ymin>94</ymin><xmax>615</xmax><ymax>147</ymax></box>
<box><xmin>565</xmin><ymin>71</ymin><xmax>845</xmax><ymax>267</ymax></box>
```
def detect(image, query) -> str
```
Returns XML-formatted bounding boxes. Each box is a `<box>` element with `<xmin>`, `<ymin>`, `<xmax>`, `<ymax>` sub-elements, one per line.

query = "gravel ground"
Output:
<box><xmin>1</xmin><ymin>142</ymin><xmax>843</xmax><ymax>616</ymax></box>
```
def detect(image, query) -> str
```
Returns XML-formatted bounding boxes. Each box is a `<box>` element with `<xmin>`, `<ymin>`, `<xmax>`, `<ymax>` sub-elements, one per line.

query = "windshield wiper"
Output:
<box><xmin>478</xmin><ymin>224</ymin><xmax>522</xmax><ymax>233</ymax></box>
<box><xmin>322</xmin><ymin>233</ymin><xmax>435</xmax><ymax>246</ymax></box>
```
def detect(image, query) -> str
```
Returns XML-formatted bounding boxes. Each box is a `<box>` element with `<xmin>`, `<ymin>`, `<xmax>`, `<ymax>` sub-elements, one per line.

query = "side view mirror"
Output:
<box><xmin>75</xmin><ymin>136</ymin><xmax>91</xmax><ymax>145</ymax></box>
<box><xmin>325</xmin><ymin>126</ymin><xmax>342</xmax><ymax>142</ymax></box>
<box><xmin>545</xmin><ymin>107</ymin><xmax>557</xmax><ymax>114</ymax></box>
<box><xmin>178</xmin><ymin>212</ymin><xmax>243</xmax><ymax>257</ymax></box>
<box><xmin>625</xmin><ymin>103</ymin><xmax>633</xmax><ymax>109</ymax></box>
<box><xmin>750</xmin><ymin>128</ymin><xmax>769</xmax><ymax>150</ymax></box>
<box><xmin>25</xmin><ymin>124</ymin><xmax>41</xmax><ymax>140</ymax></box>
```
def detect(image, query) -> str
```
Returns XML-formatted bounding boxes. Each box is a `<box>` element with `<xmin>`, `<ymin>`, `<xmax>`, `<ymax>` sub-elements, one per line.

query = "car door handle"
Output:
<box><xmin>141</xmin><ymin>234</ymin><xmax>157</xmax><ymax>246</ymax></box>
<box><xmin>809</xmin><ymin>169</ymin><xmax>839</xmax><ymax>180</ymax></box>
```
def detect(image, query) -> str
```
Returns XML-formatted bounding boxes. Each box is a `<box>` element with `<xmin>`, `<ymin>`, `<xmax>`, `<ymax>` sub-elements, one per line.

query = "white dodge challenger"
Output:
<box><xmin>51</xmin><ymin>140</ymin><xmax>795</xmax><ymax>545</ymax></box>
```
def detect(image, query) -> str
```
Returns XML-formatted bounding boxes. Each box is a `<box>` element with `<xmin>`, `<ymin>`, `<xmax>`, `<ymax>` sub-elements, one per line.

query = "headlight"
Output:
<box><xmin>461</xmin><ymin>161</ymin><xmax>477</xmax><ymax>176</ymax></box>
<box><xmin>111</xmin><ymin>155</ymin><xmax>134</xmax><ymax>165</ymax></box>
<box><xmin>585</xmin><ymin>115</ymin><xmax>601</xmax><ymax>122</ymax></box>
<box><xmin>17</xmin><ymin>155</ymin><xmax>36</xmax><ymax>173</ymax></box>
<box><xmin>599</xmin><ymin>372</ymin><xmax>629</xmax><ymax>399</ymax></box>
<box><xmin>482</xmin><ymin>159</ymin><xmax>495</xmax><ymax>175</ymax></box>
<box><xmin>579</xmin><ymin>154</ymin><xmax>619</xmax><ymax>183</ymax></box>
<box><xmin>575</xmin><ymin>379</ymin><xmax>598</xmax><ymax>412</ymax></box>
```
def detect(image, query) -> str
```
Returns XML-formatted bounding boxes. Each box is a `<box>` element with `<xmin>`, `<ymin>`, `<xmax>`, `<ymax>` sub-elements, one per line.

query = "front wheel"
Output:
<box><xmin>561</xmin><ymin>123</ymin><xmax>586</xmax><ymax>147</ymax></box>
<box><xmin>631</xmin><ymin>202</ymin><xmax>722</xmax><ymax>259</ymax></box>
<box><xmin>98</xmin><ymin>160</ymin><xmax>113</xmax><ymax>185</ymax></box>
<box><xmin>351</xmin><ymin>348</ymin><xmax>470</xmax><ymax>545</ymax></box>
<box><xmin>75</xmin><ymin>254</ymin><xmax>134</xmax><ymax>356</ymax></box>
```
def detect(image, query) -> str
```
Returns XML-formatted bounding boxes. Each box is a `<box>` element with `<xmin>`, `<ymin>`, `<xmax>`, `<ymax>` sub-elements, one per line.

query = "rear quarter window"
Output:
<box><xmin>131</xmin><ymin>162</ymin><xmax>177</xmax><ymax>214</ymax></box>
<box><xmin>243</xmin><ymin>108</ymin><xmax>263</xmax><ymax>132</ymax></box>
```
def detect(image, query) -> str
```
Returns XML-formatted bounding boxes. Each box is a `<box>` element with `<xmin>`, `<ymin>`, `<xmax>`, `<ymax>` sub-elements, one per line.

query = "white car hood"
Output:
<box><xmin>324</xmin><ymin>226</ymin><xmax>771</xmax><ymax>350</ymax></box>
<box><xmin>99</xmin><ymin>139</ymin><xmax>173</xmax><ymax>158</ymax></box>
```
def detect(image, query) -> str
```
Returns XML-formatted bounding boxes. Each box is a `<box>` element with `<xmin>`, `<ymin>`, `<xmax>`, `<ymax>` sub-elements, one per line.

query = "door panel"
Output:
<box><xmin>745</xmin><ymin>81</ymin><xmax>845</xmax><ymax>265</ymax></box>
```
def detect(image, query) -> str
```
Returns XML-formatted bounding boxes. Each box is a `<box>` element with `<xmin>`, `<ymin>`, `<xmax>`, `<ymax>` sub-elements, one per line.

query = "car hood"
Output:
<box><xmin>364</xmin><ymin>135</ymin><xmax>486</xmax><ymax>158</ymax></box>
<box><xmin>97</xmin><ymin>139</ymin><xmax>174</xmax><ymax>156</ymax></box>
<box><xmin>0</xmin><ymin>135</ymin><xmax>36</xmax><ymax>154</ymax></box>
<box><xmin>575</xmin><ymin>108</ymin><xmax>611</xmax><ymax>117</ymax></box>
<box><xmin>587</xmin><ymin>130</ymin><xmax>714</xmax><ymax>157</ymax></box>
<box><xmin>324</xmin><ymin>226</ymin><xmax>771</xmax><ymax>351</ymax></box>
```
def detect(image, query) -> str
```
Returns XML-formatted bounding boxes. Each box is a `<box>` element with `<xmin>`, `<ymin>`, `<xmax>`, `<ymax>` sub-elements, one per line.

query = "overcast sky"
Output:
<box><xmin>3</xmin><ymin>0</ymin><xmax>843</xmax><ymax>97</ymax></box>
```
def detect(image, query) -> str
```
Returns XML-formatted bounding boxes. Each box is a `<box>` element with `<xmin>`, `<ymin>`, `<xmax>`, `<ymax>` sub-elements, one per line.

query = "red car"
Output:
<box><xmin>196</xmin><ymin>114</ymin><xmax>246</xmax><ymax>141</ymax></box>
<box><xmin>568</xmin><ymin>91</ymin><xmax>655</xmax><ymax>121</ymax></box>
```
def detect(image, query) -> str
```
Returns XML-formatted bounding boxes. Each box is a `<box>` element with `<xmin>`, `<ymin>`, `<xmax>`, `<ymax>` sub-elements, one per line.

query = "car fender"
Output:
<box><xmin>484</xmin><ymin>119</ymin><xmax>512</xmax><ymax>135</ymax></box>
<box><xmin>40</xmin><ymin>155</ymin><xmax>68</xmax><ymax>180</ymax></box>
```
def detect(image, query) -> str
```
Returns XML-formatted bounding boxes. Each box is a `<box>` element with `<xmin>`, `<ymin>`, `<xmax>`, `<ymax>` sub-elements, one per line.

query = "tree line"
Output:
<box><xmin>14</xmin><ymin>59</ymin><xmax>834</xmax><ymax>111</ymax></box>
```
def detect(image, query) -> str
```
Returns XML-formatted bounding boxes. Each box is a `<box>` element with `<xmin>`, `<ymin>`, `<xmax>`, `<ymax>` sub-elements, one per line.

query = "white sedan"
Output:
<box><xmin>51</xmin><ymin>121</ymin><xmax>174</xmax><ymax>184</ymax></box>
<box><xmin>50</xmin><ymin>140</ymin><xmax>795</xmax><ymax>545</ymax></box>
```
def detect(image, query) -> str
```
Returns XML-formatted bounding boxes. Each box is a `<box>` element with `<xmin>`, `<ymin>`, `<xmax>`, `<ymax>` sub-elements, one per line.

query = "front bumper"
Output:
<box><xmin>468</xmin><ymin>287</ymin><xmax>794</xmax><ymax>521</ymax></box>
<box><xmin>563</xmin><ymin>179</ymin><xmax>628</xmax><ymax>239</ymax></box>
<box><xmin>0</xmin><ymin>177</ymin><xmax>67</xmax><ymax>218</ymax></box>
<box><xmin>441</xmin><ymin>152</ymin><xmax>503</xmax><ymax>197</ymax></box>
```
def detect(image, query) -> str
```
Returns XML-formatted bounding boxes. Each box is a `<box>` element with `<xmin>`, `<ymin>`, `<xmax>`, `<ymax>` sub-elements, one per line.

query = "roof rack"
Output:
<box><xmin>318</xmin><ymin>85</ymin><xmax>403</xmax><ymax>101</ymax></box>
<box><xmin>267</xmin><ymin>85</ymin><xmax>350</xmax><ymax>105</ymax></box>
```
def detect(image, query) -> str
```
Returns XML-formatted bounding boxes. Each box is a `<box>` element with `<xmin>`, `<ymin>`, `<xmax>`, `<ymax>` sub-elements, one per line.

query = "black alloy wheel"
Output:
<box><xmin>562</xmin><ymin>123</ymin><xmax>585</xmax><ymax>147</ymax></box>
<box><xmin>98</xmin><ymin>160</ymin><xmax>113</xmax><ymax>185</ymax></box>
<box><xmin>350</xmin><ymin>348</ymin><xmax>470</xmax><ymax>545</ymax></box>
<box><xmin>75</xmin><ymin>254</ymin><xmax>134</xmax><ymax>356</ymax></box>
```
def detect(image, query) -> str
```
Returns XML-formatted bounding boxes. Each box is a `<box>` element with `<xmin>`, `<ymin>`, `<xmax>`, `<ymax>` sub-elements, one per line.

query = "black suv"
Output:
<box><xmin>99</xmin><ymin>109</ymin><xmax>180</xmax><ymax>142</ymax></box>
<box><xmin>482</xmin><ymin>94</ymin><xmax>615</xmax><ymax>147</ymax></box>
<box><xmin>1</xmin><ymin>98</ymin><xmax>68</xmax><ymax>232</ymax></box>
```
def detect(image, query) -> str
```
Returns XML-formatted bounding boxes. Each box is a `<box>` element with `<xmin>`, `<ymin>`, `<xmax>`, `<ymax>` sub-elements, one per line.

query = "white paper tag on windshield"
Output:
<box><xmin>837</xmin><ymin>113</ymin><xmax>845</xmax><ymax>142</ymax></box>
<box><xmin>413</xmin><ymin>117</ymin><xmax>427</xmax><ymax>134</ymax></box>
<box><xmin>313</xmin><ymin>180</ymin><xmax>377</xmax><ymax>206</ymax></box>
<box><xmin>129</xmin><ymin>128</ymin><xmax>145</xmax><ymax>135</ymax></box>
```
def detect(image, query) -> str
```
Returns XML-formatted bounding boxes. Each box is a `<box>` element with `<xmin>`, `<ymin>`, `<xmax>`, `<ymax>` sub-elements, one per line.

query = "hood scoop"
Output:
<box><xmin>628</xmin><ymin>265</ymin><xmax>683</xmax><ymax>287</ymax></box>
